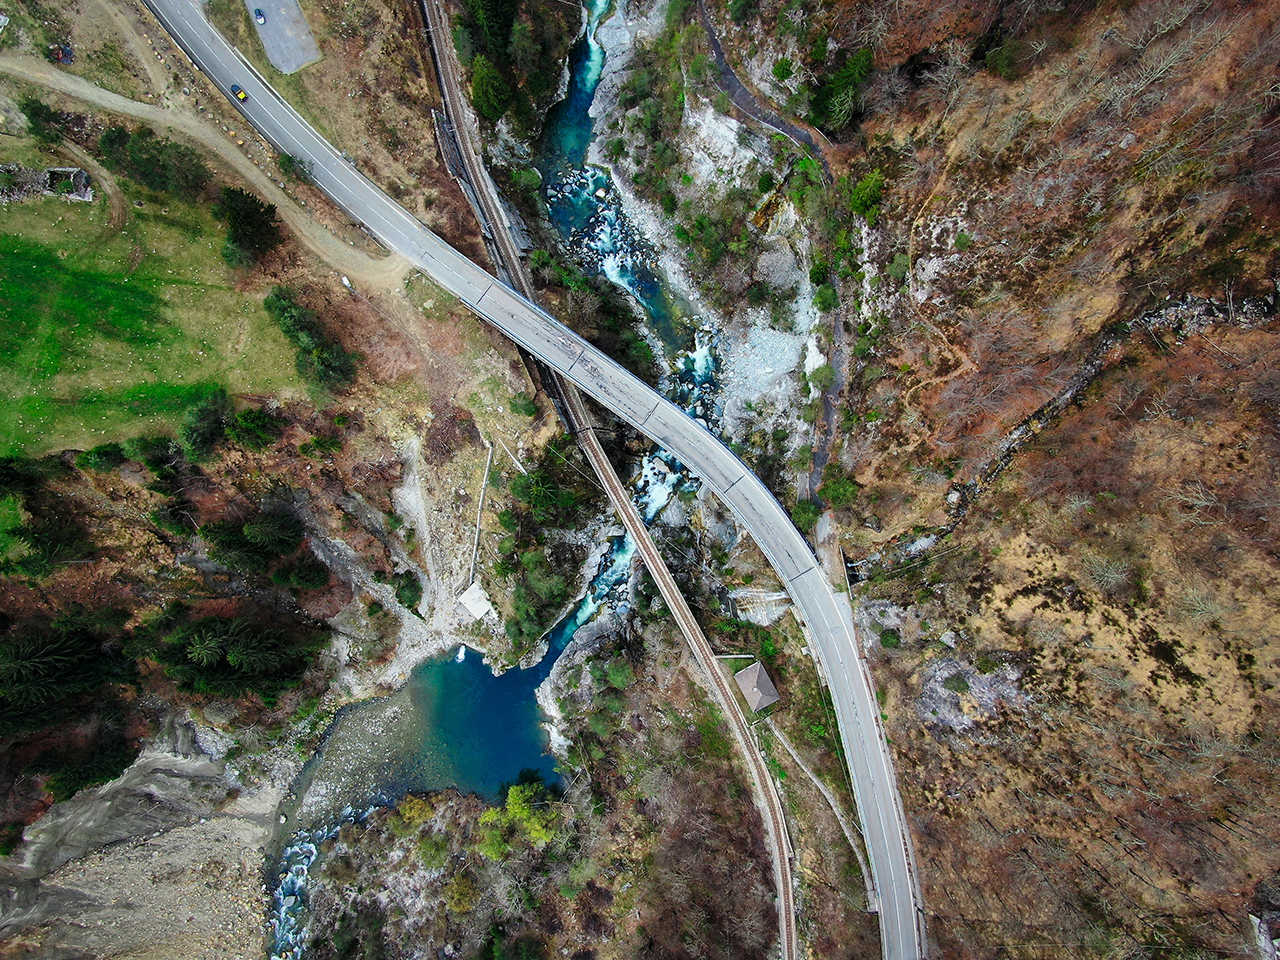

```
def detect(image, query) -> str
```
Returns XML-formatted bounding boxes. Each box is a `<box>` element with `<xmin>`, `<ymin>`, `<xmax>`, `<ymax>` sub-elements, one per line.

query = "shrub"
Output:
<box><xmin>277</xmin><ymin>153</ymin><xmax>312</xmax><ymax>183</ymax></box>
<box><xmin>36</xmin><ymin>730</ymin><xmax>136</xmax><ymax>801</ymax></box>
<box><xmin>942</xmin><ymin>673</ymin><xmax>970</xmax><ymax>694</ymax></box>
<box><xmin>848</xmin><ymin>168</ymin><xmax>884</xmax><ymax>222</ymax></box>
<box><xmin>586</xmin><ymin>712</ymin><xmax>613</xmax><ymax>738</ymax></box>
<box><xmin>76</xmin><ymin>442</ymin><xmax>126</xmax><ymax>472</ymax></box>
<box><xmin>808</xmin><ymin>364</ymin><xmax>835</xmax><ymax>391</ymax></box>
<box><xmin>206</xmin><ymin>504</ymin><xmax>302</xmax><ymax>572</ymax></box>
<box><xmin>759</xmin><ymin>633</ymin><xmax>778</xmax><ymax>661</ymax></box>
<box><xmin>734</xmin><ymin>282</ymin><xmax>764</xmax><ymax>310</ymax></box>
<box><xmin>789</xmin><ymin>444</ymin><xmax>813</xmax><ymax>471</ymax></box>
<box><xmin>887</xmin><ymin>252</ymin><xmax>911</xmax><ymax>283</ymax></box>
<box><xmin>272</xmin><ymin>555</ymin><xmax>330</xmax><ymax>591</ymax></box>
<box><xmin>452</xmin><ymin>20</ymin><xmax>476</xmax><ymax>66</ymax></box>
<box><xmin>143</xmin><ymin>606</ymin><xmax>325</xmax><ymax>699</ymax></box>
<box><xmin>813</xmin><ymin>283</ymin><xmax>838</xmax><ymax>312</ymax></box>
<box><xmin>791</xmin><ymin>498</ymin><xmax>821</xmax><ymax>532</ymax></box>
<box><xmin>757</xmin><ymin>171</ymin><xmax>775</xmax><ymax>193</ymax></box>
<box><xmin>772</xmin><ymin>58</ymin><xmax>794</xmax><ymax>82</ymax></box>
<box><xmin>728</xmin><ymin>0</ymin><xmax>756</xmax><ymax>23</ymax></box>
<box><xmin>984</xmin><ymin>41</ymin><xmax>1020</xmax><ymax>80</ymax></box>
<box><xmin>299</xmin><ymin>433</ymin><xmax>342</xmax><ymax>458</ymax></box>
<box><xmin>243</xmin><ymin>508</ymin><xmax>304</xmax><ymax>554</ymax></box>
<box><xmin>227</xmin><ymin>407</ymin><xmax>284</xmax><ymax>450</ymax></box>
<box><xmin>213</xmin><ymin>187</ymin><xmax>282</xmax><ymax>265</ymax></box>
<box><xmin>443</xmin><ymin>872</ymin><xmax>479</xmax><ymax>913</ymax></box>
<box><xmin>1083</xmin><ymin>554</ymin><xmax>1132</xmax><ymax>595</ymax></box>
<box><xmin>0</xmin><ymin>462</ymin><xmax>93</xmax><ymax>577</ymax></box>
<box><xmin>509</xmin><ymin>392</ymin><xmax>538</xmax><ymax>416</ymax></box>
<box><xmin>417</xmin><ymin>832</ymin><xmax>449</xmax><ymax>868</ymax></box>
<box><xmin>605</xmin><ymin>657</ymin><xmax>634</xmax><ymax>690</ymax></box>
<box><xmin>20</xmin><ymin>97</ymin><xmax>62</xmax><ymax>144</ymax></box>
<box><xmin>810</xmin><ymin>48</ymin><xmax>873</xmax><ymax>131</ymax></box>
<box><xmin>809</xmin><ymin>258</ymin><xmax>830</xmax><ymax>285</ymax></box>
<box><xmin>471</xmin><ymin>55</ymin><xmax>510</xmax><ymax>122</ymax></box>
<box><xmin>97</xmin><ymin>126</ymin><xmax>211</xmax><ymax>198</ymax></box>
<box><xmin>151</xmin><ymin>499</ymin><xmax>196</xmax><ymax>536</ymax></box>
<box><xmin>0</xmin><ymin>608</ymin><xmax>135</xmax><ymax>736</ymax></box>
<box><xmin>264</xmin><ymin>287</ymin><xmax>357</xmax><ymax>390</ymax></box>
<box><xmin>476</xmin><ymin>775</ymin><xmax>561</xmax><ymax>859</ymax></box>
<box><xmin>393</xmin><ymin>570</ymin><xmax>423</xmax><ymax>611</ymax></box>
<box><xmin>181</xmin><ymin>388</ymin><xmax>230</xmax><ymax>460</ymax></box>
<box><xmin>879</xmin><ymin>627</ymin><xmax>901</xmax><ymax>648</ymax></box>
<box><xmin>954</xmin><ymin>230</ymin><xmax>973</xmax><ymax>251</ymax></box>
<box><xmin>510</xmin><ymin>468</ymin><xmax>579</xmax><ymax>525</ymax></box>
<box><xmin>820</xmin><ymin>463</ymin><xmax>860</xmax><ymax>508</ymax></box>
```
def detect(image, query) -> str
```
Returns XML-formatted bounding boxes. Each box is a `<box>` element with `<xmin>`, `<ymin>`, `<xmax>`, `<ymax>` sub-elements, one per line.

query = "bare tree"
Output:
<box><xmin>860</xmin><ymin>66</ymin><xmax>910</xmax><ymax>117</ymax></box>
<box><xmin>921</xmin><ymin>39</ymin><xmax>973</xmax><ymax>120</ymax></box>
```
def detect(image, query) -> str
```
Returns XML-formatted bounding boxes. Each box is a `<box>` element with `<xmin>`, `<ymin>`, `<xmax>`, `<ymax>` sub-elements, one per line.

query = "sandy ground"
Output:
<box><xmin>3</xmin><ymin>787</ymin><xmax>281</xmax><ymax>960</ymax></box>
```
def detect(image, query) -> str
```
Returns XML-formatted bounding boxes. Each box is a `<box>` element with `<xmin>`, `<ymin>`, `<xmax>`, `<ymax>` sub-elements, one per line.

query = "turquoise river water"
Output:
<box><xmin>266</xmin><ymin>1</ymin><xmax>721</xmax><ymax>955</ymax></box>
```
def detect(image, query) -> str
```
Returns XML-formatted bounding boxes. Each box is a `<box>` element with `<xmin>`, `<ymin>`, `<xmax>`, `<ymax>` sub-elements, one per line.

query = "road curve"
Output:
<box><xmin>136</xmin><ymin>1</ymin><xmax>926</xmax><ymax>955</ymax></box>
<box><xmin>415</xmin><ymin>3</ymin><xmax>796</xmax><ymax>954</ymax></box>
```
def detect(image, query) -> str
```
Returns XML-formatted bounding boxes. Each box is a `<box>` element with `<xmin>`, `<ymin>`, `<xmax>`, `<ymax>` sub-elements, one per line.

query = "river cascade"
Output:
<box><xmin>265</xmin><ymin>1</ymin><xmax>728</xmax><ymax>956</ymax></box>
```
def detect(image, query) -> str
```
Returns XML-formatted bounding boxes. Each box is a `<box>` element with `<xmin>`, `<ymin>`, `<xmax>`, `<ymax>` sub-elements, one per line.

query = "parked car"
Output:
<box><xmin>231</xmin><ymin>84</ymin><xmax>248</xmax><ymax>101</ymax></box>
<box><xmin>254</xmin><ymin>9</ymin><xmax>266</xmax><ymax>23</ymax></box>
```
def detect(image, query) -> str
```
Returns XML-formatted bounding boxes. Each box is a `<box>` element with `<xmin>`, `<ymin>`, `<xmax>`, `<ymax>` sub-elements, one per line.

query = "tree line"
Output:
<box><xmin>453</xmin><ymin>0</ymin><xmax>575</xmax><ymax>126</ymax></box>
<box><xmin>20</xmin><ymin>101</ymin><xmax>287</xmax><ymax>270</ymax></box>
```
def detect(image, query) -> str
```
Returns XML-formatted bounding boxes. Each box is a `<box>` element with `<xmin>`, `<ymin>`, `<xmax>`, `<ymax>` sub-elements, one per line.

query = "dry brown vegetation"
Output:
<box><xmin>694</xmin><ymin>0</ymin><xmax>1280</xmax><ymax>956</ymax></box>
<box><xmin>859</xmin><ymin>318</ymin><xmax>1279</xmax><ymax>957</ymax></box>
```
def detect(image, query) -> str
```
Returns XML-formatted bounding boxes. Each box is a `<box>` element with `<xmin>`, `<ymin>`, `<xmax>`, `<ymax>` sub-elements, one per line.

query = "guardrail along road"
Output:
<box><xmin>137</xmin><ymin>1</ymin><xmax>927</xmax><ymax>956</ymax></box>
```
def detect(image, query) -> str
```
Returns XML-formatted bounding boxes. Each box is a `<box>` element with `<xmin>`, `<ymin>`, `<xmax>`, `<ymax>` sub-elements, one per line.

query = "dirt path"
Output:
<box><xmin>81</xmin><ymin>0</ymin><xmax>172</xmax><ymax>98</ymax></box>
<box><xmin>54</xmin><ymin>138</ymin><xmax>127</xmax><ymax>239</ymax></box>
<box><xmin>0</xmin><ymin>52</ymin><xmax>413</xmax><ymax>291</ymax></box>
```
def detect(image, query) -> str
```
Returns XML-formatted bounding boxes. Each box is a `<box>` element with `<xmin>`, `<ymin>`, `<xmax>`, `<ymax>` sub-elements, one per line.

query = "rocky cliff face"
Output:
<box><xmin>0</xmin><ymin>265</ymin><xmax>553</xmax><ymax>956</ymax></box>
<box><xmin>0</xmin><ymin>717</ymin><xmax>268</xmax><ymax>958</ymax></box>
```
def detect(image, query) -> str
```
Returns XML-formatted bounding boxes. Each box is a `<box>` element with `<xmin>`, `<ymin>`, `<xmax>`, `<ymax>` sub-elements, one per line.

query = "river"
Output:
<box><xmin>265</xmin><ymin>1</ymin><xmax>725</xmax><ymax>956</ymax></box>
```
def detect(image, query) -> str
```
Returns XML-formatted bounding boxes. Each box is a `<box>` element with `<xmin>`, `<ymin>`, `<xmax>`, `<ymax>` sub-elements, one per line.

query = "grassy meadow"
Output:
<box><xmin>0</xmin><ymin>142</ymin><xmax>305</xmax><ymax>456</ymax></box>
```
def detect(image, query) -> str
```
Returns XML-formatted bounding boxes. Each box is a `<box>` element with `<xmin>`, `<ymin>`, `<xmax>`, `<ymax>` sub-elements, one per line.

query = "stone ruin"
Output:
<box><xmin>0</xmin><ymin>164</ymin><xmax>94</xmax><ymax>204</ymax></box>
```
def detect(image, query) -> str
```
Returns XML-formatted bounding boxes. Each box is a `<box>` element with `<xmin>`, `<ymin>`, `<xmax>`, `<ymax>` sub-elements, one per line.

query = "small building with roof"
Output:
<box><xmin>734</xmin><ymin>660</ymin><xmax>780</xmax><ymax>713</ymax></box>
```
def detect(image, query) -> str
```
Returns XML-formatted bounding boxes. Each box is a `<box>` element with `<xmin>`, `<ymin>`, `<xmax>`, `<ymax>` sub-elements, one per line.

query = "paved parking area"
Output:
<box><xmin>244</xmin><ymin>0</ymin><xmax>320</xmax><ymax>74</ymax></box>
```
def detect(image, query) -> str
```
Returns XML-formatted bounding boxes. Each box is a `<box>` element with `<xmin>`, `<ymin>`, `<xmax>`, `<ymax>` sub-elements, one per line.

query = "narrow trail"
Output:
<box><xmin>0</xmin><ymin>53</ymin><xmax>413</xmax><ymax>291</ymax></box>
<box><xmin>53</xmin><ymin>139</ymin><xmax>127</xmax><ymax>240</ymax></box>
<box><xmin>695</xmin><ymin>0</ymin><xmax>831</xmax><ymax>178</ymax></box>
<box><xmin>82</xmin><ymin>0</ymin><xmax>172</xmax><ymax>97</ymax></box>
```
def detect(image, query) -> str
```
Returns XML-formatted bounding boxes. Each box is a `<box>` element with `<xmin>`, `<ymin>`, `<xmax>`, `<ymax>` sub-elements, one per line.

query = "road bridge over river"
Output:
<box><xmin>133</xmin><ymin>2</ymin><xmax>928</xmax><ymax>955</ymax></box>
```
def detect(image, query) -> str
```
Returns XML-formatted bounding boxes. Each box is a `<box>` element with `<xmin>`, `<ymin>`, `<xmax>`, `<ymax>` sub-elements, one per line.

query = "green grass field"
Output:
<box><xmin>0</xmin><ymin>142</ymin><xmax>306</xmax><ymax>456</ymax></box>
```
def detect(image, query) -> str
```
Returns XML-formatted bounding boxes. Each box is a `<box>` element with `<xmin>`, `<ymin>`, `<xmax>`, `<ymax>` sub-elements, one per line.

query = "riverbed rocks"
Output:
<box><xmin>0</xmin><ymin>717</ymin><xmax>278</xmax><ymax>959</ymax></box>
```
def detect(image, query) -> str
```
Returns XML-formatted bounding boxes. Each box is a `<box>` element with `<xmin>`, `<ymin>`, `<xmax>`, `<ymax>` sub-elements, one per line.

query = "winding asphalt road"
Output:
<box><xmin>135</xmin><ymin>1</ymin><xmax>926</xmax><ymax>956</ymax></box>
<box><xmin>415</xmin><ymin>1</ymin><xmax>796</xmax><ymax>953</ymax></box>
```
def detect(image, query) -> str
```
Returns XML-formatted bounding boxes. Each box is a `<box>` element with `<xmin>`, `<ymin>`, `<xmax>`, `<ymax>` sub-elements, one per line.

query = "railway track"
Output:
<box><xmin>415</xmin><ymin>2</ymin><xmax>797</xmax><ymax>955</ymax></box>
